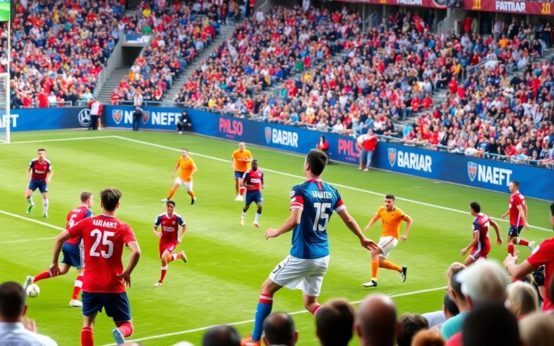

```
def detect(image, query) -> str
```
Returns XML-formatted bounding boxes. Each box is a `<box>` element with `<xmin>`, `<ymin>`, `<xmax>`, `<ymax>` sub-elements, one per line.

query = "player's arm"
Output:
<box><xmin>363</xmin><ymin>212</ymin><xmax>381</xmax><ymax>232</ymax></box>
<box><xmin>50</xmin><ymin>230</ymin><xmax>74</xmax><ymax>275</ymax></box>
<box><xmin>45</xmin><ymin>168</ymin><xmax>53</xmax><ymax>184</ymax></box>
<box><xmin>501</xmin><ymin>209</ymin><xmax>509</xmax><ymax>219</ymax></box>
<box><xmin>119</xmin><ymin>240</ymin><xmax>141</xmax><ymax>287</ymax></box>
<box><xmin>152</xmin><ymin>217</ymin><xmax>162</xmax><ymax>238</ymax></box>
<box><xmin>338</xmin><ymin>208</ymin><xmax>377</xmax><ymax>251</ymax></box>
<box><xmin>192</xmin><ymin>162</ymin><xmax>198</xmax><ymax>175</ymax></box>
<box><xmin>27</xmin><ymin>163</ymin><xmax>33</xmax><ymax>182</ymax></box>
<box><xmin>461</xmin><ymin>231</ymin><xmax>479</xmax><ymax>256</ymax></box>
<box><xmin>400</xmin><ymin>214</ymin><xmax>413</xmax><ymax>241</ymax></box>
<box><xmin>504</xmin><ymin>256</ymin><xmax>535</xmax><ymax>280</ymax></box>
<box><xmin>171</xmin><ymin>161</ymin><xmax>180</xmax><ymax>179</ymax></box>
<box><xmin>241</xmin><ymin>173</ymin><xmax>251</xmax><ymax>188</ymax></box>
<box><xmin>265</xmin><ymin>207</ymin><xmax>302</xmax><ymax>239</ymax></box>
<box><xmin>177</xmin><ymin>223</ymin><xmax>186</xmax><ymax>243</ymax></box>
<box><xmin>517</xmin><ymin>204</ymin><xmax>529</xmax><ymax>228</ymax></box>
<box><xmin>490</xmin><ymin>219</ymin><xmax>503</xmax><ymax>245</ymax></box>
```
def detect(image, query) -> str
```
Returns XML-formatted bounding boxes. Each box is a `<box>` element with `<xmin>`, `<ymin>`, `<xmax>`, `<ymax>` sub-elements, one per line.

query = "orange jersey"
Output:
<box><xmin>178</xmin><ymin>156</ymin><xmax>196</xmax><ymax>182</ymax></box>
<box><xmin>232</xmin><ymin>149</ymin><xmax>252</xmax><ymax>172</ymax></box>
<box><xmin>376</xmin><ymin>206</ymin><xmax>406</xmax><ymax>239</ymax></box>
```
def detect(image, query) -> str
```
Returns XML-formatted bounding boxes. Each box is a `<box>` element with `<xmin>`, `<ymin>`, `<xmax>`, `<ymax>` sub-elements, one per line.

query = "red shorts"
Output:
<box><xmin>159</xmin><ymin>241</ymin><xmax>177</xmax><ymax>257</ymax></box>
<box><xmin>470</xmin><ymin>241</ymin><xmax>490</xmax><ymax>260</ymax></box>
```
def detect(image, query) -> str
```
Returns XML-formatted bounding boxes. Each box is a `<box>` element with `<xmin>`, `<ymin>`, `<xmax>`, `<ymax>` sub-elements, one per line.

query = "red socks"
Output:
<box><xmin>72</xmin><ymin>274</ymin><xmax>83</xmax><ymax>300</ymax></box>
<box><xmin>33</xmin><ymin>270</ymin><xmax>53</xmax><ymax>282</ymax></box>
<box><xmin>81</xmin><ymin>326</ymin><xmax>93</xmax><ymax>346</ymax></box>
<box><xmin>116</xmin><ymin>321</ymin><xmax>134</xmax><ymax>337</ymax></box>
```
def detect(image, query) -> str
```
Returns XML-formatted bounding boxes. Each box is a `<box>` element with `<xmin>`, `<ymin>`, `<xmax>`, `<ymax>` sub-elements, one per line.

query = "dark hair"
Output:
<box><xmin>166</xmin><ymin>200</ymin><xmax>176</xmax><ymax>207</ymax></box>
<box><xmin>37</xmin><ymin>148</ymin><xmax>46</xmax><ymax>152</ymax></box>
<box><xmin>510</xmin><ymin>180</ymin><xmax>520</xmax><ymax>188</ymax></box>
<box><xmin>397</xmin><ymin>314</ymin><xmax>429</xmax><ymax>346</ymax></box>
<box><xmin>470</xmin><ymin>202</ymin><xmax>481</xmax><ymax>213</ymax></box>
<box><xmin>100</xmin><ymin>188</ymin><xmax>122</xmax><ymax>212</ymax></box>
<box><xmin>202</xmin><ymin>325</ymin><xmax>240</xmax><ymax>346</ymax></box>
<box><xmin>80</xmin><ymin>192</ymin><xmax>93</xmax><ymax>203</ymax></box>
<box><xmin>385</xmin><ymin>194</ymin><xmax>396</xmax><ymax>201</ymax></box>
<box><xmin>450</xmin><ymin>269</ymin><xmax>465</xmax><ymax>299</ymax></box>
<box><xmin>462</xmin><ymin>304</ymin><xmax>519</xmax><ymax>346</ymax></box>
<box><xmin>316</xmin><ymin>299</ymin><xmax>355</xmax><ymax>346</ymax></box>
<box><xmin>443</xmin><ymin>294</ymin><xmax>459</xmax><ymax>316</ymax></box>
<box><xmin>0</xmin><ymin>282</ymin><xmax>26</xmax><ymax>320</ymax></box>
<box><xmin>306</xmin><ymin>149</ymin><xmax>328</xmax><ymax>176</ymax></box>
<box><xmin>263</xmin><ymin>312</ymin><xmax>296</xmax><ymax>346</ymax></box>
<box><xmin>182</xmin><ymin>148</ymin><xmax>188</xmax><ymax>152</ymax></box>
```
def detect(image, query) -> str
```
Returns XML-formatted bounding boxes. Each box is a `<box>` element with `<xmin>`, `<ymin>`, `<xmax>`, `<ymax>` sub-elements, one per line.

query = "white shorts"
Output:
<box><xmin>174</xmin><ymin>177</ymin><xmax>193</xmax><ymax>192</ymax></box>
<box><xmin>377</xmin><ymin>236</ymin><xmax>398</xmax><ymax>258</ymax></box>
<box><xmin>269</xmin><ymin>255</ymin><xmax>329</xmax><ymax>297</ymax></box>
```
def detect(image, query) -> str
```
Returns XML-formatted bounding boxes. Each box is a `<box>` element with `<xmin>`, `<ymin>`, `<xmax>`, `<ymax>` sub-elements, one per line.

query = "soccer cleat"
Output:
<box><xmin>362</xmin><ymin>280</ymin><xmax>378</xmax><ymax>288</ymax></box>
<box><xmin>401</xmin><ymin>265</ymin><xmax>408</xmax><ymax>283</ymax></box>
<box><xmin>240</xmin><ymin>216</ymin><xmax>245</xmax><ymax>226</ymax></box>
<box><xmin>528</xmin><ymin>241</ymin><xmax>536</xmax><ymax>251</ymax></box>
<box><xmin>23</xmin><ymin>275</ymin><xmax>34</xmax><ymax>291</ymax></box>
<box><xmin>112</xmin><ymin>327</ymin><xmax>126</xmax><ymax>345</ymax></box>
<box><xmin>26</xmin><ymin>204</ymin><xmax>35</xmax><ymax>215</ymax></box>
<box><xmin>154</xmin><ymin>281</ymin><xmax>163</xmax><ymax>287</ymax></box>
<box><xmin>69</xmin><ymin>299</ymin><xmax>83</xmax><ymax>308</ymax></box>
<box><xmin>191</xmin><ymin>197</ymin><xmax>196</xmax><ymax>205</ymax></box>
<box><xmin>363</xmin><ymin>168</ymin><xmax>369</xmax><ymax>172</ymax></box>
<box><xmin>43</xmin><ymin>212</ymin><xmax>48</xmax><ymax>219</ymax></box>
<box><xmin>240</xmin><ymin>337</ymin><xmax>261</xmax><ymax>346</ymax></box>
<box><xmin>179</xmin><ymin>251</ymin><xmax>188</xmax><ymax>263</ymax></box>
<box><xmin>160</xmin><ymin>198</ymin><xmax>169</xmax><ymax>203</ymax></box>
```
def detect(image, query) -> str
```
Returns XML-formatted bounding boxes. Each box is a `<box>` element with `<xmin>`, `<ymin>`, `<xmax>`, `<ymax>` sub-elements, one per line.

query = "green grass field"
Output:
<box><xmin>0</xmin><ymin>129</ymin><xmax>551</xmax><ymax>346</ymax></box>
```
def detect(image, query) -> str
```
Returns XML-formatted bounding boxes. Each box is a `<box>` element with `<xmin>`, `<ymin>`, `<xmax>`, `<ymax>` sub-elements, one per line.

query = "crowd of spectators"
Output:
<box><xmin>110</xmin><ymin>0</ymin><xmax>220</xmax><ymax>104</ymax></box>
<box><xmin>10</xmin><ymin>0</ymin><xmax>125</xmax><ymax>108</ymax></box>
<box><xmin>175</xmin><ymin>6</ymin><xmax>361</xmax><ymax>113</ymax></box>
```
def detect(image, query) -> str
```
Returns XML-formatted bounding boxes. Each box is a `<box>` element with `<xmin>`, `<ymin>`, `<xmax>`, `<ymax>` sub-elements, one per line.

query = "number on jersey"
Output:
<box><xmin>313</xmin><ymin>202</ymin><xmax>331</xmax><ymax>232</ymax></box>
<box><xmin>90</xmin><ymin>229</ymin><xmax>115</xmax><ymax>258</ymax></box>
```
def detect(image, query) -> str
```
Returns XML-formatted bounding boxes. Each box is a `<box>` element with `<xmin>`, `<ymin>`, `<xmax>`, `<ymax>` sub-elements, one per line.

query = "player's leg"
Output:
<box><xmin>40</xmin><ymin>189</ymin><xmax>49</xmax><ymax>218</ymax></box>
<box><xmin>185</xmin><ymin>181</ymin><xmax>196</xmax><ymax>205</ymax></box>
<box><xmin>464</xmin><ymin>255</ymin><xmax>476</xmax><ymax>266</ymax></box>
<box><xmin>32</xmin><ymin>262</ymin><xmax>70</xmax><ymax>285</ymax></box>
<box><xmin>363</xmin><ymin>250</ymin><xmax>381</xmax><ymax>288</ymax></box>
<box><xmin>253</xmin><ymin>194</ymin><xmax>263</xmax><ymax>228</ymax></box>
<box><xmin>246</xmin><ymin>278</ymin><xmax>282</xmax><ymax>344</ymax></box>
<box><xmin>511</xmin><ymin>226</ymin><xmax>534</xmax><ymax>250</ymax></box>
<box><xmin>301</xmin><ymin>256</ymin><xmax>328</xmax><ymax>315</ymax></box>
<box><xmin>81</xmin><ymin>293</ymin><xmax>99</xmax><ymax>346</ymax></box>
<box><xmin>163</xmin><ymin>179</ymin><xmax>181</xmax><ymax>202</ymax></box>
<box><xmin>241</xmin><ymin>199</ymin><xmax>251</xmax><ymax>226</ymax></box>
<box><xmin>24</xmin><ymin>184</ymin><xmax>35</xmax><ymax>214</ymax></box>
<box><xmin>156</xmin><ymin>249</ymin><xmax>171</xmax><ymax>286</ymax></box>
<box><xmin>106</xmin><ymin>293</ymin><xmax>134</xmax><ymax>345</ymax></box>
<box><xmin>70</xmin><ymin>268</ymin><xmax>84</xmax><ymax>307</ymax></box>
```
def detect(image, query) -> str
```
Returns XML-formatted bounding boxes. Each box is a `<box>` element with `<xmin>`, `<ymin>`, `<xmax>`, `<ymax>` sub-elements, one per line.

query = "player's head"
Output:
<box><xmin>0</xmin><ymin>281</ymin><xmax>27</xmax><ymax>322</ymax></box>
<box><xmin>100</xmin><ymin>188</ymin><xmax>122</xmax><ymax>212</ymax></box>
<box><xmin>251</xmin><ymin>159</ymin><xmax>258</xmax><ymax>171</ymax></box>
<box><xmin>384</xmin><ymin>194</ymin><xmax>395</xmax><ymax>210</ymax></box>
<box><xmin>181</xmin><ymin>148</ymin><xmax>189</xmax><ymax>158</ymax></box>
<box><xmin>202</xmin><ymin>325</ymin><xmax>241</xmax><ymax>346</ymax></box>
<box><xmin>469</xmin><ymin>202</ymin><xmax>481</xmax><ymax>216</ymax></box>
<box><xmin>509</xmin><ymin>180</ymin><xmax>520</xmax><ymax>193</ymax></box>
<box><xmin>37</xmin><ymin>148</ymin><xmax>46</xmax><ymax>160</ymax></box>
<box><xmin>316</xmin><ymin>298</ymin><xmax>355</xmax><ymax>346</ymax></box>
<box><xmin>166</xmin><ymin>200</ymin><xmax>176</xmax><ymax>214</ymax></box>
<box><xmin>305</xmin><ymin>149</ymin><xmax>328</xmax><ymax>177</ymax></box>
<box><xmin>238</xmin><ymin>142</ymin><xmax>246</xmax><ymax>151</ymax></box>
<box><xmin>81</xmin><ymin>191</ymin><xmax>93</xmax><ymax>207</ymax></box>
<box><xmin>262</xmin><ymin>312</ymin><xmax>297</xmax><ymax>346</ymax></box>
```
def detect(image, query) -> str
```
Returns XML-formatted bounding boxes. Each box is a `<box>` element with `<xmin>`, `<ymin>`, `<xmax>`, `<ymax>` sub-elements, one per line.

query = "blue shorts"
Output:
<box><xmin>508</xmin><ymin>225</ymin><xmax>524</xmax><ymax>237</ymax></box>
<box><xmin>28</xmin><ymin>180</ymin><xmax>48</xmax><ymax>193</ymax></box>
<box><xmin>234</xmin><ymin>171</ymin><xmax>246</xmax><ymax>179</ymax></box>
<box><xmin>82</xmin><ymin>292</ymin><xmax>131</xmax><ymax>322</ymax></box>
<box><xmin>61</xmin><ymin>243</ymin><xmax>83</xmax><ymax>268</ymax></box>
<box><xmin>245</xmin><ymin>191</ymin><xmax>263</xmax><ymax>205</ymax></box>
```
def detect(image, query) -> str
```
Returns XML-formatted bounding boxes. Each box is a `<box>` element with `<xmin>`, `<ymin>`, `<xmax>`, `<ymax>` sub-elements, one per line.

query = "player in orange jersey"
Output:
<box><xmin>362</xmin><ymin>194</ymin><xmax>413</xmax><ymax>288</ymax></box>
<box><xmin>231</xmin><ymin>142</ymin><xmax>252</xmax><ymax>201</ymax></box>
<box><xmin>162</xmin><ymin>149</ymin><xmax>197</xmax><ymax>205</ymax></box>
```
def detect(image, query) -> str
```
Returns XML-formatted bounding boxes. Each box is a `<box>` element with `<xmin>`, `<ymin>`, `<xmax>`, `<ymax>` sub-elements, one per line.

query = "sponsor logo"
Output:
<box><xmin>142</xmin><ymin>111</ymin><xmax>150</xmax><ymax>125</ymax></box>
<box><xmin>77</xmin><ymin>108</ymin><xmax>91</xmax><ymax>127</ymax></box>
<box><xmin>265</xmin><ymin>127</ymin><xmax>299</xmax><ymax>148</ymax></box>
<box><xmin>467</xmin><ymin>162</ymin><xmax>512</xmax><ymax>186</ymax></box>
<box><xmin>112</xmin><ymin>110</ymin><xmax>123</xmax><ymax>125</ymax></box>
<box><xmin>337</xmin><ymin>138</ymin><xmax>359</xmax><ymax>163</ymax></box>
<box><xmin>218</xmin><ymin>118</ymin><xmax>243</xmax><ymax>137</ymax></box>
<box><xmin>397</xmin><ymin>0</ymin><xmax>423</xmax><ymax>5</ymax></box>
<box><xmin>0</xmin><ymin>114</ymin><xmax>19</xmax><ymax>129</ymax></box>
<box><xmin>265</xmin><ymin>127</ymin><xmax>272</xmax><ymax>144</ymax></box>
<box><xmin>388</xmin><ymin>148</ymin><xmax>397</xmax><ymax>167</ymax></box>
<box><xmin>496</xmin><ymin>1</ymin><xmax>525</xmax><ymax>12</ymax></box>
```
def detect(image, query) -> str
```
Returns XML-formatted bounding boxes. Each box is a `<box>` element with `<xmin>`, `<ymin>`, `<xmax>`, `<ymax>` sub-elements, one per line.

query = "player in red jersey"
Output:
<box><xmin>240</xmin><ymin>159</ymin><xmax>264</xmax><ymax>228</ymax></box>
<box><xmin>460</xmin><ymin>202</ymin><xmax>502</xmax><ymax>266</ymax></box>
<box><xmin>152</xmin><ymin>200</ymin><xmax>187</xmax><ymax>286</ymax></box>
<box><xmin>50</xmin><ymin>188</ymin><xmax>140</xmax><ymax>346</ymax></box>
<box><xmin>501</xmin><ymin>181</ymin><xmax>534</xmax><ymax>255</ymax></box>
<box><xmin>23</xmin><ymin>192</ymin><xmax>94</xmax><ymax>307</ymax></box>
<box><xmin>25</xmin><ymin>148</ymin><xmax>53</xmax><ymax>218</ymax></box>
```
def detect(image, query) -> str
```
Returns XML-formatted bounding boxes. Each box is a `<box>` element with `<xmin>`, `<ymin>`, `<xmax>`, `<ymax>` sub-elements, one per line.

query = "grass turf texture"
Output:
<box><xmin>0</xmin><ymin>129</ymin><xmax>551</xmax><ymax>346</ymax></box>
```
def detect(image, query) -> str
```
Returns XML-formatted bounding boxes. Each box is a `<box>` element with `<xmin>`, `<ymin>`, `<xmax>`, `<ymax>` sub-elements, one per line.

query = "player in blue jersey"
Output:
<box><xmin>241</xmin><ymin>150</ymin><xmax>377</xmax><ymax>346</ymax></box>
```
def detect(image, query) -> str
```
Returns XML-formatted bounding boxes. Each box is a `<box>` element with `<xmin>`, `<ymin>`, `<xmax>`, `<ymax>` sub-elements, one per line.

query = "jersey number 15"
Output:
<box><xmin>313</xmin><ymin>202</ymin><xmax>331</xmax><ymax>232</ymax></box>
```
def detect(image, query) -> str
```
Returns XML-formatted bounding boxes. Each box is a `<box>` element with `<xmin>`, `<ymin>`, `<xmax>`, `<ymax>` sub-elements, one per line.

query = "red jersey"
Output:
<box><xmin>508</xmin><ymin>192</ymin><xmax>526</xmax><ymax>226</ymax></box>
<box><xmin>243</xmin><ymin>169</ymin><xmax>264</xmax><ymax>192</ymax></box>
<box><xmin>154</xmin><ymin>213</ymin><xmax>185</xmax><ymax>244</ymax></box>
<box><xmin>28</xmin><ymin>159</ymin><xmax>52</xmax><ymax>181</ymax></box>
<box><xmin>68</xmin><ymin>215</ymin><xmax>136</xmax><ymax>293</ymax></box>
<box><xmin>472</xmin><ymin>213</ymin><xmax>491</xmax><ymax>250</ymax></box>
<box><xmin>527</xmin><ymin>238</ymin><xmax>554</xmax><ymax>311</ymax></box>
<box><xmin>65</xmin><ymin>205</ymin><xmax>93</xmax><ymax>246</ymax></box>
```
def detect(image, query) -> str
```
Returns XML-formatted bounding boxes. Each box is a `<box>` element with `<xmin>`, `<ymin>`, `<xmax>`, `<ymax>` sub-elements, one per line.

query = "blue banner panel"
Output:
<box><xmin>1</xmin><ymin>107</ymin><xmax>90</xmax><ymax>132</ymax></box>
<box><xmin>104</xmin><ymin>106</ymin><xmax>554</xmax><ymax>201</ymax></box>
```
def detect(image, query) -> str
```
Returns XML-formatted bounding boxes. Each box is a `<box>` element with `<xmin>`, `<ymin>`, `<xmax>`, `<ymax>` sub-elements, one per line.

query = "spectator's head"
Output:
<box><xmin>202</xmin><ymin>325</ymin><xmax>241</xmax><ymax>346</ymax></box>
<box><xmin>506</xmin><ymin>281</ymin><xmax>539</xmax><ymax>318</ymax></box>
<box><xmin>446</xmin><ymin>262</ymin><xmax>467</xmax><ymax>307</ymax></box>
<box><xmin>100</xmin><ymin>187</ymin><xmax>122</xmax><ymax>212</ymax></box>
<box><xmin>356</xmin><ymin>294</ymin><xmax>399</xmax><ymax>346</ymax></box>
<box><xmin>456</xmin><ymin>260</ymin><xmax>509</xmax><ymax>307</ymax></box>
<box><xmin>469</xmin><ymin>201</ymin><xmax>480</xmax><ymax>216</ymax></box>
<box><xmin>315</xmin><ymin>298</ymin><xmax>355</xmax><ymax>346</ymax></box>
<box><xmin>81</xmin><ymin>191</ymin><xmax>94</xmax><ymax>208</ymax></box>
<box><xmin>442</xmin><ymin>294</ymin><xmax>459</xmax><ymax>319</ymax></box>
<box><xmin>397</xmin><ymin>313</ymin><xmax>428</xmax><ymax>346</ymax></box>
<box><xmin>262</xmin><ymin>312</ymin><xmax>297</xmax><ymax>346</ymax></box>
<box><xmin>305</xmin><ymin>149</ymin><xmax>327</xmax><ymax>177</ymax></box>
<box><xmin>0</xmin><ymin>281</ymin><xmax>27</xmax><ymax>322</ymax></box>
<box><xmin>462</xmin><ymin>303</ymin><xmax>520</xmax><ymax>346</ymax></box>
<box><xmin>519</xmin><ymin>312</ymin><xmax>554</xmax><ymax>346</ymax></box>
<box><xmin>509</xmin><ymin>180</ymin><xmax>520</xmax><ymax>193</ymax></box>
<box><xmin>411</xmin><ymin>330</ymin><xmax>445</xmax><ymax>346</ymax></box>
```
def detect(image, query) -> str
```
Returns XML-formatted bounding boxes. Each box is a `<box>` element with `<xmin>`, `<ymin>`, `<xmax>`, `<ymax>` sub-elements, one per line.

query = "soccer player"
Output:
<box><xmin>460</xmin><ymin>202</ymin><xmax>502</xmax><ymax>266</ymax></box>
<box><xmin>25</xmin><ymin>148</ymin><xmax>53</xmax><ymax>218</ymax></box>
<box><xmin>231</xmin><ymin>142</ymin><xmax>252</xmax><ymax>201</ymax></box>
<box><xmin>501</xmin><ymin>181</ymin><xmax>534</xmax><ymax>255</ymax></box>
<box><xmin>162</xmin><ymin>148</ymin><xmax>197</xmax><ymax>205</ymax></box>
<box><xmin>240</xmin><ymin>159</ymin><xmax>264</xmax><ymax>228</ymax></box>
<box><xmin>23</xmin><ymin>192</ymin><xmax>94</xmax><ymax>307</ymax></box>
<box><xmin>50</xmin><ymin>188</ymin><xmax>140</xmax><ymax>346</ymax></box>
<box><xmin>152</xmin><ymin>200</ymin><xmax>187</xmax><ymax>286</ymax></box>
<box><xmin>362</xmin><ymin>194</ymin><xmax>412</xmax><ymax>288</ymax></box>
<box><xmin>241</xmin><ymin>150</ymin><xmax>377</xmax><ymax>346</ymax></box>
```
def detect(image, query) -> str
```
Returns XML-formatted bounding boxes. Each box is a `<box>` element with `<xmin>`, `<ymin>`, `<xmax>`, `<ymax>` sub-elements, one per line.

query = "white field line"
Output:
<box><xmin>113</xmin><ymin>136</ymin><xmax>552</xmax><ymax>232</ymax></box>
<box><xmin>9</xmin><ymin>135</ymin><xmax>117</xmax><ymax>145</ymax></box>
<box><xmin>0</xmin><ymin>210</ymin><xmax>62</xmax><ymax>244</ymax></box>
<box><xmin>101</xmin><ymin>286</ymin><xmax>447</xmax><ymax>345</ymax></box>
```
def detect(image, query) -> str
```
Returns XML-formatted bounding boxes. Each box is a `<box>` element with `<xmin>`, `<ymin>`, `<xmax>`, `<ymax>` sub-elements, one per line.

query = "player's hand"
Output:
<box><xmin>524</xmin><ymin>223</ymin><xmax>530</xmax><ymax>230</ymax></box>
<box><xmin>360</xmin><ymin>237</ymin><xmax>377</xmax><ymax>251</ymax></box>
<box><xmin>503</xmin><ymin>252</ymin><xmax>518</xmax><ymax>269</ymax></box>
<box><xmin>363</xmin><ymin>226</ymin><xmax>370</xmax><ymax>232</ymax></box>
<box><xmin>49</xmin><ymin>263</ymin><xmax>60</xmax><ymax>276</ymax></box>
<box><xmin>400</xmin><ymin>234</ymin><xmax>408</xmax><ymax>241</ymax></box>
<box><xmin>22</xmin><ymin>318</ymin><xmax>37</xmax><ymax>332</ymax></box>
<box><xmin>497</xmin><ymin>237</ymin><xmax>503</xmax><ymax>245</ymax></box>
<box><xmin>501</xmin><ymin>214</ymin><xmax>506</xmax><ymax>219</ymax></box>
<box><xmin>265</xmin><ymin>228</ymin><xmax>280</xmax><ymax>239</ymax></box>
<box><xmin>117</xmin><ymin>271</ymin><xmax>132</xmax><ymax>287</ymax></box>
<box><xmin>460</xmin><ymin>247</ymin><xmax>468</xmax><ymax>256</ymax></box>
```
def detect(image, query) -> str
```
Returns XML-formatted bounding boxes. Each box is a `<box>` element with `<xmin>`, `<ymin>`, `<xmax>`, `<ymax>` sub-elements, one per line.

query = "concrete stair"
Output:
<box><xmin>96</xmin><ymin>67</ymin><xmax>131</xmax><ymax>104</ymax></box>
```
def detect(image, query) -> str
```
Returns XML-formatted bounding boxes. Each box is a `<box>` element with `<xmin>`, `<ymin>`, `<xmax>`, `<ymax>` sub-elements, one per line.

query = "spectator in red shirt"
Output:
<box><xmin>356</xmin><ymin>129</ymin><xmax>378</xmax><ymax>172</ymax></box>
<box><xmin>316</xmin><ymin>135</ymin><xmax>330</xmax><ymax>157</ymax></box>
